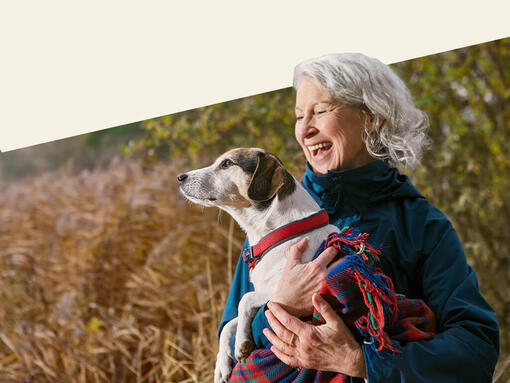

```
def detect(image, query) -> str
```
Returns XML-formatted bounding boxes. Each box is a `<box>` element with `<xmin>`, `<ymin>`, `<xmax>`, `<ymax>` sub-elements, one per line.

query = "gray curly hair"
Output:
<box><xmin>293</xmin><ymin>53</ymin><xmax>429</xmax><ymax>168</ymax></box>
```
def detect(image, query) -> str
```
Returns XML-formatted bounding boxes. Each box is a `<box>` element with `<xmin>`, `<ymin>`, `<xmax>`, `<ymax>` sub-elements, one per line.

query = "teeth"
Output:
<box><xmin>308</xmin><ymin>142</ymin><xmax>332</xmax><ymax>151</ymax></box>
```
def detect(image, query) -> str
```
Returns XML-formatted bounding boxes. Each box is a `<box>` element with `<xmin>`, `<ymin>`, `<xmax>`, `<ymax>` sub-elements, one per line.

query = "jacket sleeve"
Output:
<box><xmin>218</xmin><ymin>239</ymin><xmax>252</xmax><ymax>338</ymax></box>
<box><xmin>218</xmin><ymin>239</ymin><xmax>272</xmax><ymax>354</ymax></box>
<box><xmin>364</xmin><ymin>215</ymin><xmax>499</xmax><ymax>382</ymax></box>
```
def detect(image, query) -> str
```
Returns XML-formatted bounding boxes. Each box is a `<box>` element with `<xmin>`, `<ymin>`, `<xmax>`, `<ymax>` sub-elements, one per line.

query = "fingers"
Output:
<box><xmin>267</xmin><ymin>301</ymin><xmax>308</xmax><ymax>336</ymax></box>
<box><xmin>263</xmin><ymin>328</ymin><xmax>296</xmax><ymax>356</ymax></box>
<box><xmin>312</xmin><ymin>246</ymin><xmax>339</xmax><ymax>268</ymax></box>
<box><xmin>265</xmin><ymin>308</ymin><xmax>295</xmax><ymax>345</ymax></box>
<box><xmin>286</xmin><ymin>237</ymin><xmax>308</xmax><ymax>266</ymax></box>
<box><xmin>270</xmin><ymin>345</ymin><xmax>300</xmax><ymax>367</ymax></box>
<box><xmin>312</xmin><ymin>293</ymin><xmax>345</xmax><ymax>329</ymax></box>
<box><xmin>264</xmin><ymin>306</ymin><xmax>304</xmax><ymax>367</ymax></box>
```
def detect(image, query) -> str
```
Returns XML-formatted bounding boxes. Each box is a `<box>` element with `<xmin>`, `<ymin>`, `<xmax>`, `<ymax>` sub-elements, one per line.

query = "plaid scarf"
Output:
<box><xmin>229</xmin><ymin>228</ymin><xmax>436</xmax><ymax>382</ymax></box>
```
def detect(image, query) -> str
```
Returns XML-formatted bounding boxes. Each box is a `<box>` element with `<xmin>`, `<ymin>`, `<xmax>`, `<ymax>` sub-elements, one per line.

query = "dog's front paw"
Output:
<box><xmin>235</xmin><ymin>339</ymin><xmax>255</xmax><ymax>361</ymax></box>
<box><xmin>214</xmin><ymin>351</ymin><xmax>234</xmax><ymax>383</ymax></box>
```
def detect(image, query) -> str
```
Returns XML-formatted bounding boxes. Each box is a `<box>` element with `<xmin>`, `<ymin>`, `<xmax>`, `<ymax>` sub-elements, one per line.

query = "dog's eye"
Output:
<box><xmin>220</xmin><ymin>159</ymin><xmax>234</xmax><ymax>169</ymax></box>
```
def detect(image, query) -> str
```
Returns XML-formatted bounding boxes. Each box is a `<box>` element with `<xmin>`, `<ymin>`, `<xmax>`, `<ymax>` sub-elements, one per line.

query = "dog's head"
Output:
<box><xmin>177</xmin><ymin>148</ymin><xmax>295</xmax><ymax>210</ymax></box>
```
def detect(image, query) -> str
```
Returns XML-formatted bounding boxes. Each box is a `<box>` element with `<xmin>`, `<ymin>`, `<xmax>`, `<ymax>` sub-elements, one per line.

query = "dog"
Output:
<box><xmin>177</xmin><ymin>148</ymin><xmax>340</xmax><ymax>383</ymax></box>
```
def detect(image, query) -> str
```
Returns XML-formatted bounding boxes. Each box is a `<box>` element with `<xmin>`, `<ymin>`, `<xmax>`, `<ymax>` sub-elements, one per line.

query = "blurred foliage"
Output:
<box><xmin>84</xmin><ymin>122</ymin><xmax>143</xmax><ymax>148</ymax></box>
<box><xmin>126</xmin><ymin>38</ymin><xmax>510</xmax><ymax>380</ymax></box>
<box><xmin>0</xmin><ymin>122</ymin><xmax>144</xmax><ymax>181</ymax></box>
<box><xmin>122</xmin><ymin>89</ymin><xmax>304</xmax><ymax>175</ymax></box>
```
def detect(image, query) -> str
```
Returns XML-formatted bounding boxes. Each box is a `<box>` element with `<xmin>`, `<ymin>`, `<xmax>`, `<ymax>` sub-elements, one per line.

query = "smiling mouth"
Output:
<box><xmin>308</xmin><ymin>142</ymin><xmax>333</xmax><ymax>158</ymax></box>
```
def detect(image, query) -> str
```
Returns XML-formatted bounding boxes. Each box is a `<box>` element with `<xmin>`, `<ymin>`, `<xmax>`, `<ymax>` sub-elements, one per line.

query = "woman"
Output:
<box><xmin>219</xmin><ymin>53</ymin><xmax>499</xmax><ymax>381</ymax></box>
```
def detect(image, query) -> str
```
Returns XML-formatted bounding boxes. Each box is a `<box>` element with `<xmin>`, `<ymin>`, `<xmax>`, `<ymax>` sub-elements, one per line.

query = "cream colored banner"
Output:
<box><xmin>1</xmin><ymin>1</ymin><xmax>509</xmax><ymax>152</ymax></box>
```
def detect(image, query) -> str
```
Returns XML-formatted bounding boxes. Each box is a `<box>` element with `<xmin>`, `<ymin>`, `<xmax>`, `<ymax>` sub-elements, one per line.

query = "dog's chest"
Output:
<box><xmin>249</xmin><ymin>241</ymin><xmax>295</xmax><ymax>293</ymax></box>
<box><xmin>248</xmin><ymin>224</ymin><xmax>339</xmax><ymax>293</ymax></box>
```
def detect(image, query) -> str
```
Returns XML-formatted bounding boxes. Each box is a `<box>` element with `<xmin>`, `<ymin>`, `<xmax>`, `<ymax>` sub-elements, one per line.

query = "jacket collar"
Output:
<box><xmin>301</xmin><ymin>160</ymin><xmax>423</xmax><ymax>216</ymax></box>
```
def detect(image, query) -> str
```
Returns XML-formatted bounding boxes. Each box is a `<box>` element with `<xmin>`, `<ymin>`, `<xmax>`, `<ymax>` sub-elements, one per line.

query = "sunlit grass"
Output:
<box><xmin>0</xmin><ymin>160</ymin><xmax>244</xmax><ymax>382</ymax></box>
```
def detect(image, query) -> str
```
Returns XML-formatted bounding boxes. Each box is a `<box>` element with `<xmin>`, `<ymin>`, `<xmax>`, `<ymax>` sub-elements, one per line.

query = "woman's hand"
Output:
<box><xmin>263</xmin><ymin>293</ymin><xmax>367</xmax><ymax>378</ymax></box>
<box><xmin>270</xmin><ymin>237</ymin><xmax>340</xmax><ymax>317</ymax></box>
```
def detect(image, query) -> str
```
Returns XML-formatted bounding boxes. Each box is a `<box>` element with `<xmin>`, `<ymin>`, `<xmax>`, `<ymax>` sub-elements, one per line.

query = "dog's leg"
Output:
<box><xmin>235</xmin><ymin>291</ymin><xmax>271</xmax><ymax>360</ymax></box>
<box><xmin>215</xmin><ymin>317</ymin><xmax>238</xmax><ymax>383</ymax></box>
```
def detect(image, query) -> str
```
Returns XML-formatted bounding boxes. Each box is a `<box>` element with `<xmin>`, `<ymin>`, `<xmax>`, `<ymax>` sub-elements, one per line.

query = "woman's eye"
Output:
<box><xmin>315</xmin><ymin>109</ymin><xmax>327</xmax><ymax>115</ymax></box>
<box><xmin>221</xmin><ymin>159</ymin><xmax>233</xmax><ymax>169</ymax></box>
<box><xmin>296</xmin><ymin>116</ymin><xmax>304</xmax><ymax>121</ymax></box>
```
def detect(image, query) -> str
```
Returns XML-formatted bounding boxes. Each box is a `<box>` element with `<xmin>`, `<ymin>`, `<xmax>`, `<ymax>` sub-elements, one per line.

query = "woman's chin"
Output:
<box><xmin>310</xmin><ymin>147</ymin><xmax>336</xmax><ymax>174</ymax></box>
<box><xmin>310</xmin><ymin>161</ymin><xmax>333</xmax><ymax>175</ymax></box>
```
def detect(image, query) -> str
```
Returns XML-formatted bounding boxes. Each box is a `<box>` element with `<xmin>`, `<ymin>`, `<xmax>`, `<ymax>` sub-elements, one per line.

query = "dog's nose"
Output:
<box><xmin>177</xmin><ymin>173</ymin><xmax>188</xmax><ymax>184</ymax></box>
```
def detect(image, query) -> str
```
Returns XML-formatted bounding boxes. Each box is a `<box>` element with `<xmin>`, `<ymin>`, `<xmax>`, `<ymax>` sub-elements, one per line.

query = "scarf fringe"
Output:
<box><xmin>322</xmin><ymin>228</ymin><xmax>401</xmax><ymax>356</ymax></box>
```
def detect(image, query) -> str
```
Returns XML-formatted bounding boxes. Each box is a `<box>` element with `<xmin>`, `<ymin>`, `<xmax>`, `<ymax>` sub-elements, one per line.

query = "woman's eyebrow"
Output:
<box><xmin>295</xmin><ymin>100</ymin><xmax>333</xmax><ymax>112</ymax></box>
<box><xmin>315</xmin><ymin>100</ymin><xmax>334</xmax><ymax>106</ymax></box>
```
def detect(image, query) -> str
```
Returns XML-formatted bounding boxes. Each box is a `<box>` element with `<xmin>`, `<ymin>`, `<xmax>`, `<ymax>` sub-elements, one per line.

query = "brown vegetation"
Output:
<box><xmin>0</xmin><ymin>159</ymin><xmax>246</xmax><ymax>382</ymax></box>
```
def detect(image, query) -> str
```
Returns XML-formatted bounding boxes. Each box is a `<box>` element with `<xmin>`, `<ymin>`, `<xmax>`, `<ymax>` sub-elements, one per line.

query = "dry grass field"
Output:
<box><xmin>0</xmin><ymin>159</ymin><xmax>246</xmax><ymax>382</ymax></box>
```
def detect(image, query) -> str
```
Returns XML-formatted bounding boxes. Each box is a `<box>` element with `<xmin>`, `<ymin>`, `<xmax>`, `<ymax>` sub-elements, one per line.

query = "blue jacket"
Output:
<box><xmin>219</xmin><ymin>160</ymin><xmax>499</xmax><ymax>382</ymax></box>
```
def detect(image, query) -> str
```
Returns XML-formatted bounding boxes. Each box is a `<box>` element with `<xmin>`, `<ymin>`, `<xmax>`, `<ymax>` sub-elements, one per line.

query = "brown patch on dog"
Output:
<box><xmin>232</xmin><ymin>149</ymin><xmax>260</xmax><ymax>176</ymax></box>
<box><xmin>226</xmin><ymin>182</ymin><xmax>253</xmax><ymax>208</ymax></box>
<box><xmin>247</xmin><ymin>151</ymin><xmax>295</xmax><ymax>205</ymax></box>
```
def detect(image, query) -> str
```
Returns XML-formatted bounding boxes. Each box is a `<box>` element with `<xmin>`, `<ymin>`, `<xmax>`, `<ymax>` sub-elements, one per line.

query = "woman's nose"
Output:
<box><xmin>300</xmin><ymin>115</ymin><xmax>318</xmax><ymax>138</ymax></box>
<box><xmin>304</xmin><ymin>126</ymin><xmax>318</xmax><ymax>139</ymax></box>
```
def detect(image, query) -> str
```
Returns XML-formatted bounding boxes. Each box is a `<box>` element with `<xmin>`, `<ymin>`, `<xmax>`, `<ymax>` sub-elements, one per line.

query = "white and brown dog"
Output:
<box><xmin>178</xmin><ymin>148</ymin><xmax>339</xmax><ymax>383</ymax></box>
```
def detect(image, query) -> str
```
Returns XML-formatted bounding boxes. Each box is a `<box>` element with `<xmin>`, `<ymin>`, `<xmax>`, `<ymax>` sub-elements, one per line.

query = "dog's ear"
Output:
<box><xmin>247</xmin><ymin>152</ymin><xmax>287</xmax><ymax>202</ymax></box>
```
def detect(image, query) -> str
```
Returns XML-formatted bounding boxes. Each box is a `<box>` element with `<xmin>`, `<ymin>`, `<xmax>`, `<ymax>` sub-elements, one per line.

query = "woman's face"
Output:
<box><xmin>294</xmin><ymin>76</ymin><xmax>373</xmax><ymax>175</ymax></box>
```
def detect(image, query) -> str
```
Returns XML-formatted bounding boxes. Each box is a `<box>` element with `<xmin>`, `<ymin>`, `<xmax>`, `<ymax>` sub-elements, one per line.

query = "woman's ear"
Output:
<box><xmin>367</xmin><ymin>112</ymin><xmax>385</xmax><ymax>131</ymax></box>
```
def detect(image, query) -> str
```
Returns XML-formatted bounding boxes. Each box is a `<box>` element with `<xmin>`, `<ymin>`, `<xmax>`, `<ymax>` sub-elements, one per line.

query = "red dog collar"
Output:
<box><xmin>242</xmin><ymin>209</ymin><xmax>330</xmax><ymax>270</ymax></box>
